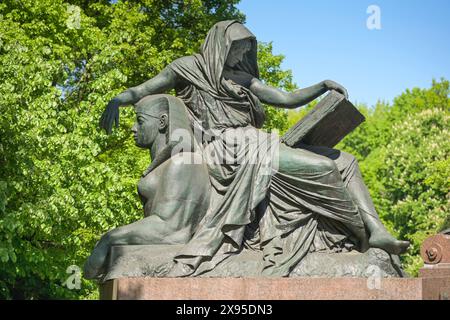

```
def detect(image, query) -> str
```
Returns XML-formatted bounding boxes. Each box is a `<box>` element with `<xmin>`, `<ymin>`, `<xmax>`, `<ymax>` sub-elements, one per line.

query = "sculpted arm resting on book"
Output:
<box><xmin>249</xmin><ymin>78</ymin><xmax>349</xmax><ymax>109</ymax></box>
<box><xmin>99</xmin><ymin>63</ymin><xmax>348</xmax><ymax>133</ymax></box>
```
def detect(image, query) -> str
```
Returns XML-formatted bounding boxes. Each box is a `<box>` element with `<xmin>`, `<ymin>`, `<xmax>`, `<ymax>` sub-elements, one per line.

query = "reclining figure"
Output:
<box><xmin>84</xmin><ymin>94</ymin><xmax>210</xmax><ymax>279</ymax></box>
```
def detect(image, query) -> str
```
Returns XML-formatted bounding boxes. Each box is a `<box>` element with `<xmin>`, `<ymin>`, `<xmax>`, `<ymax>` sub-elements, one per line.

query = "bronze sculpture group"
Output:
<box><xmin>84</xmin><ymin>21</ymin><xmax>409</xmax><ymax>280</ymax></box>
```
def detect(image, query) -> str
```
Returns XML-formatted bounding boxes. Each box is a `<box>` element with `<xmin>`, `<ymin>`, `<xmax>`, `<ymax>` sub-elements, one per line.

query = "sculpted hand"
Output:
<box><xmin>99</xmin><ymin>98</ymin><xmax>120</xmax><ymax>134</ymax></box>
<box><xmin>324</xmin><ymin>80</ymin><xmax>349</xmax><ymax>99</ymax></box>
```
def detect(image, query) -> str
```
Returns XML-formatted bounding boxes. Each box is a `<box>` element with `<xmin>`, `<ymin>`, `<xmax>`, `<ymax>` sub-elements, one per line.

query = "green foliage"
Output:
<box><xmin>0</xmin><ymin>0</ymin><xmax>238</xmax><ymax>299</ymax></box>
<box><xmin>335</xmin><ymin>102</ymin><xmax>391</xmax><ymax>162</ymax></box>
<box><xmin>337</xmin><ymin>79</ymin><xmax>450</xmax><ymax>275</ymax></box>
<box><xmin>285</xmin><ymin>79</ymin><xmax>449</xmax><ymax>276</ymax></box>
<box><xmin>442</xmin><ymin>215</ymin><xmax>450</xmax><ymax>231</ymax></box>
<box><xmin>361</xmin><ymin>108</ymin><xmax>449</xmax><ymax>275</ymax></box>
<box><xmin>338</xmin><ymin>79</ymin><xmax>450</xmax><ymax>161</ymax></box>
<box><xmin>2</xmin><ymin>0</ymin><xmax>445</xmax><ymax>300</ymax></box>
<box><xmin>0</xmin><ymin>0</ymin><xmax>294</xmax><ymax>299</ymax></box>
<box><xmin>257</xmin><ymin>42</ymin><xmax>297</xmax><ymax>133</ymax></box>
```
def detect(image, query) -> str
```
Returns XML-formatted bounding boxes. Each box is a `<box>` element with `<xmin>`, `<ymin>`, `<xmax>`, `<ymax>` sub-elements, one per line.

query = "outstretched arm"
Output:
<box><xmin>249</xmin><ymin>78</ymin><xmax>348</xmax><ymax>109</ymax></box>
<box><xmin>100</xmin><ymin>67</ymin><xmax>178</xmax><ymax>134</ymax></box>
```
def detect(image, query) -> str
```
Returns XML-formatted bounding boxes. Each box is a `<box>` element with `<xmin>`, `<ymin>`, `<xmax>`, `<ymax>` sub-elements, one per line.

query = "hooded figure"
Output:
<box><xmin>166</xmin><ymin>21</ymin><xmax>366</xmax><ymax>277</ymax></box>
<box><xmin>96</xmin><ymin>19</ymin><xmax>410</xmax><ymax>278</ymax></box>
<box><xmin>167</xmin><ymin>21</ymin><xmax>279</xmax><ymax>276</ymax></box>
<box><xmin>169</xmin><ymin>20</ymin><xmax>265</xmax><ymax>131</ymax></box>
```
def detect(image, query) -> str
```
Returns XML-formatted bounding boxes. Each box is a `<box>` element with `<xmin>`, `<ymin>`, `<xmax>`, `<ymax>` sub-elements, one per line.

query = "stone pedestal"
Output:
<box><xmin>98</xmin><ymin>233</ymin><xmax>450</xmax><ymax>300</ymax></box>
<box><xmin>99</xmin><ymin>276</ymin><xmax>450</xmax><ymax>300</ymax></box>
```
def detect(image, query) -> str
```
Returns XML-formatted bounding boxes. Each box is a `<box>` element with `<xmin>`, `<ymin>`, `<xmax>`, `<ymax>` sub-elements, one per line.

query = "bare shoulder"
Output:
<box><xmin>156</xmin><ymin>153</ymin><xmax>209</xmax><ymax>195</ymax></box>
<box><xmin>164</xmin><ymin>153</ymin><xmax>208</xmax><ymax>179</ymax></box>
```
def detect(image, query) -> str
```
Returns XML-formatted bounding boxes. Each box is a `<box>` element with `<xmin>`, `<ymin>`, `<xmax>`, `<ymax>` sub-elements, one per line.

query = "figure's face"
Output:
<box><xmin>131</xmin><ymin>112</ymin><xmax>164</xmax><ymax>148</ymax></box>
<box><xmin>225</xmin><ymin>39</ymin><xmax>252</xmax><ymax>67</ymax></box>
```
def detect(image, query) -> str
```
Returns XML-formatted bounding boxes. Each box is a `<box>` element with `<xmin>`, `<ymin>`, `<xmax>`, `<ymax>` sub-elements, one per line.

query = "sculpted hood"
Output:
<box><xmin>200</xmin><ymin>20</ymin><xmax>259</xmax><ymax>90</ymax></box>
<box><xmin>169</xmin><ymin>20</ymin><xmax>265</xmax><ymax>129</ymax></box>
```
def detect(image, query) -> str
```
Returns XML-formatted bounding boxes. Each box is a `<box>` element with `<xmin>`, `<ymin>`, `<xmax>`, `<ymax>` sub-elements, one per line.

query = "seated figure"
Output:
<box><xmin>84</xmin><ymin>94</ymin><xmax>210</xmax><ymax>279</ymax></box>
<box><xmin>93</xmin><ymin>21</ymin><xmax>410</xmax><ymax>278</ymax></box>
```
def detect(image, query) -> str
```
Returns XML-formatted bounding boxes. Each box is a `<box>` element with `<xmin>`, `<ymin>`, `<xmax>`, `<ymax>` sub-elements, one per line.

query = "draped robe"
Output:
<box><xmin>167</xmin><ymin>20</ymin><xmax>365</xmax><ymax>276</ymax></box>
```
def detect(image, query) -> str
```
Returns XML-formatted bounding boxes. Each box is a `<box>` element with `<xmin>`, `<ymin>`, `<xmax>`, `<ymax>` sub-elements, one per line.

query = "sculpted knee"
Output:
<box><xmin>340</xmin><ymin>150</ymin><xmax>357</xmax><ymax>165</ymax></box>
<box><xmin>317</xmin><ymin>157</ymin><xmax>338</xmax><ymax>172</ymax></box>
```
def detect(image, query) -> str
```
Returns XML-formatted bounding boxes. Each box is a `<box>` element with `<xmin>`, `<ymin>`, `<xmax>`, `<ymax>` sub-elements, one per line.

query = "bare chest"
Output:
<box><xmin>137</xmin><ymin>171</ymin><xmax>160</xmax><ymax>216</ymax></box>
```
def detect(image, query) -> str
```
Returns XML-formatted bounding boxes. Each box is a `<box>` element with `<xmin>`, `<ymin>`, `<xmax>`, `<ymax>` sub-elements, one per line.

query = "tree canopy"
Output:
<box><xmin>287</xmin><ymin>79</ymin><xmax>449</xmax><ymax>275</ymax></box>
<box><xmin>339</xmin><ymin>80</ymin><xmax>449</xmax><ymax>276</ymax></box>
<box><xmin>0</xmin><ymin>0</ymin><xmax>294</xmax><ymax>299</ymax></box>
<box><xmin>0</xmin><ymin>0</ymin><xmax>448</xmax><ymax>299</ymax></box>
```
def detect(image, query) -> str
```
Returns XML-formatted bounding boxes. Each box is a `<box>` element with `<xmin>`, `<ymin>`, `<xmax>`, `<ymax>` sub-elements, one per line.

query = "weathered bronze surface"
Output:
<box><xmin>85</xmin><ymin>21</ymin><xmax>410</xmax><ymax>280</ymax></box>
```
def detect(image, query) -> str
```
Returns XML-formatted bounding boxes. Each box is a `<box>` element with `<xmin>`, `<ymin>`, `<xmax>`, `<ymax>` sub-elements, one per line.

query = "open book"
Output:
<box><xmin>281</xmin><ymin>90</ymin><xmax>365</xmax><ymax>148</ymax></box>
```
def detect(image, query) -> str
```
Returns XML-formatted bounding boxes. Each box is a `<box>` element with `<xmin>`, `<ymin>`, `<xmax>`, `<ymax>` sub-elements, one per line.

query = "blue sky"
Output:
<box><xmin>238</xmin><ymin>0</ymin><xmax>450</xmax><ymax>107</ymax></box>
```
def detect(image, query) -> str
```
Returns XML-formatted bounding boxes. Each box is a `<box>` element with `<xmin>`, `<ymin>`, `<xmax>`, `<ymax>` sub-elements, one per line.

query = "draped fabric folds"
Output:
<box><xmin>166</xmin><ymin>20</ymin><xmax>365</xmax><ymax>276</ymax></box>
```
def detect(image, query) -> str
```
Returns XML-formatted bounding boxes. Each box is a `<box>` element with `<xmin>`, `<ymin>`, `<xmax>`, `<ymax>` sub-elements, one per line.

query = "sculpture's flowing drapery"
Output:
<box><xmin>168</xmin><ymin>20</ymin><xmax>365</xmax><ymax>276</ymax></box>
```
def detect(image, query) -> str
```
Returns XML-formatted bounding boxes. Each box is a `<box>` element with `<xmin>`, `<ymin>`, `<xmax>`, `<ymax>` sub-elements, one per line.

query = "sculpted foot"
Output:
<box><xmin>166</xmin><ymin>262</ymin><xmax>193</xmax><ymax>277</ymax></box>
<box><xmin>369</xmin><ymin>231</ymin><xmax>410</xmax><ymax>255</ymax></box>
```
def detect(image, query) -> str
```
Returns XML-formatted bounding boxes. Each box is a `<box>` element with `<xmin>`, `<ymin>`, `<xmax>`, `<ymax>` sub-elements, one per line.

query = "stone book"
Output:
<box><xmin>281</xmin><ymin>90</ymin><xmax>366</xmax><ymax>148</ymax></box>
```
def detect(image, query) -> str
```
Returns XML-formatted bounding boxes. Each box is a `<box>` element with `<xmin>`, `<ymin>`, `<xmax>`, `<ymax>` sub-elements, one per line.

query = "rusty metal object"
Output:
<box><xmin>420</xmin><ymin>233</ymin><xmax>450</xmax><ymax>265</ymax></box>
